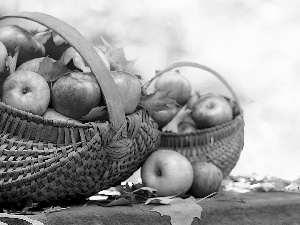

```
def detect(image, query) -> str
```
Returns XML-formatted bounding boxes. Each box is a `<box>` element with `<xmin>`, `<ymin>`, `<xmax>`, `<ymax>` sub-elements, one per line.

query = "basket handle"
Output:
<box><xmin>0</xmin><ymin>11</ymin><xmax>126</xmax><ymax>131</ymax></box>
<box><xmin>144</xmin><ymin>61</ymin><xmax>243</xmax><ymax>115</ymax></box>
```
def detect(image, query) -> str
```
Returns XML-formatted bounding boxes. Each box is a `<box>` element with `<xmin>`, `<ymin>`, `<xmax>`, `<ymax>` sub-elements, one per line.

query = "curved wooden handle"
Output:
<box><xmin>0</xmin><ymin>11</ymin><xmax>126</xmax><ymax>130</ymax></box>
<box><xmin>144</xmin><ymin>61</ymin><xmax>243</xmax><ymax>115</ymax></box>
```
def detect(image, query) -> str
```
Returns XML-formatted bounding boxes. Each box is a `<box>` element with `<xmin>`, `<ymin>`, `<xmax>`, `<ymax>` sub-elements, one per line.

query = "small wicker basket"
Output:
<box><xmin>145</xmin><ymin>62</ymin><xmax>245</xmax><ymax>177</ymax></box>
<box><xmin>0</xmin><ymin>12</ymin><xmax>160</xmax><ymax>205</ymax></box>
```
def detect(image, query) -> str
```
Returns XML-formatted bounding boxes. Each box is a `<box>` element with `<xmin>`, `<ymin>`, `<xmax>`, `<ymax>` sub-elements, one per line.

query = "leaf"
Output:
<box><xmin>151</xmin><ymin>196</ymin><xmax>202</xmax><ymax>225</ymax></box>
<box><xmin>5</xmin><ymin>45</ymin><xmax>20</xmax><ymax>74</ymax></box>
<box><xmin>99</xmin><ymin>36</ymin><xmax>135</xmax><ymax>71</ymax></box>
<box><xmin>60</xmin><ymin>47</ymin><xmax>92</xmax><ymax>73</ymax></box>
<box><xmin>162</xmin><ymin>105</ymin><xmax>192</xmax><ymax>133</ymax></box>
<box><xmin>145</xmin><ymin>195</ymin><xmax>177</xmax><ymax>205</ymax></box>
<box><xmin>35</xmin><ymin>30</ymin><xmax>70</xmax><ymax>60</ymax></box>
<box><xmin>104</xmin><ymin>197</ymin><xmax>133</xmax><ymax>207</ymax></box>
<box><xmin>43</xmin><ymin>206</ymin><xmax>70</xmax><ymax>214</ymax></box>
<box><xmin>37</xmin><ymin>57</ymin><xmax>70</xmax><ymax>82</ymax></box>
<box><xmin>138</xmin><ymin>89</ymin><xmax>178</xmax><ymax>112</ymax></box>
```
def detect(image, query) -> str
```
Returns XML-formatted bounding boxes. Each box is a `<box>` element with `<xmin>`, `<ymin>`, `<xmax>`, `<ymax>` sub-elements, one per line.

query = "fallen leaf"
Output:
<box><xmin>151</xmin><ymin>196</ymin><xmax>202</xmax><ymax>225</ymax></box>
<box><xmin>105</xmin><ymin>197</ymin><xmax>132</xmax><ymax>207</ymax></box>
<box><xmin>43</xmin><ymin>206</ymin><xmax>70</xmax><ymax>214</ymax></box>
<box><xmin>145</xmin><ymin>195</ymin><xmax>176</xmax><ymax>205</ymax></box>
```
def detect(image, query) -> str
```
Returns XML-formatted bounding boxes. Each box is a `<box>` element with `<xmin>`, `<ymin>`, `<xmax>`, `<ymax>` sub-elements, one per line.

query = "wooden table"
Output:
<box><xmin>1</xmin><ymin>192</ymin><xmax>300</xmax><ymax>225</ymax></box>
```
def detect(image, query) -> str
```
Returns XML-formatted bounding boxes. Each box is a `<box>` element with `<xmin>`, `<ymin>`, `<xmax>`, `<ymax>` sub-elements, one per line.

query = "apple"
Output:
<box><xmin>52</xmin><ymin>72</ymin><xmax>101</xmax><ymax>119</ymax></box>
<box><xmin>149</xmin><ymin>106</ymin><xmax>179</xmax><ymax>129</ymax></box>
<box><xmin>186</xmin><ymin>92</ymin><xmax>201</xmax><ymax>109</ymax></box>
<box><xmin>191</xmin><ymin>94</ymin><xmax>233</xmax><ymax>129</ymax></box>
<box><xmin>43</xmin><ymin>108</ymin><xmax>82</xmax><ymax>125</ymax></box>
<box><xmin>141</xmin><ymin>149</ymin><xmax>194</xmax><ymax>197</ymax></box>
<box><xmin>178</xmin><ymin>115</ymin><xmax>197</xmax><ymax>134</ymax></box>
<box><xmin>110</xmin><ymin>71</ymin><xmax>141</xmax><ymax>115</ymax></box>
<box><xmin>0</xmin><ymin>41</ymin><xmax>8</xmax><ymax>72</ymax></box>
<box><xmin>1</xmin><ymin>70</ymin><xmax>50</xmax><ymax>115</ymax></box>
<box><xmin>155</xmin><ymin>69</ymin><xmax>191</xmax><ymax>106</ymax></box>
<box><xmin>189</xmin><ymin>161</ymin><xmax>223</xmax><ymax>198</ymax></box>
<box><xmin>0</xmin><ymin>25</ymin><xmax>45</xmax><ymax>66</ymax></box>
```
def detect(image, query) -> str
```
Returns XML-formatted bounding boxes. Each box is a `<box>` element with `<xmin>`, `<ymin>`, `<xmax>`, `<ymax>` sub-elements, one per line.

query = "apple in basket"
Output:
<box><xmin>110</xmin><ymin>71</ymin><xmax>142</xmax><ymax>115</ymax></box>
<box><xmin>1</xmin><ymin>70</ymin><xmax>50</xmax><ymax>115</ymax></box>
<box><xmin>0</xmin><ymin>25</ymin><xmax>45</xmax><ymax>66</ymax></box>
<box><xmin>0</xmin><ymin>41</ymin><xmax>8</xmax><ymax>72</ymax></box>
<box><xmin>141</xmin><ymin>149</ymin><xmax>194</xmax><ymax>197</ymax></box>
<box><xmin>191</xmin><ymin>93</ymin><xmax>233</xmax><ymax>129</ymax></box>
<box><xmin>155</xmin><ymin>69</ymin><xmax>192</xmax><ymax>106</ymax></box>
<box><xmin>189</xmin><ymin>161</ymin><xmax>223</xmax><ymax>198</ymax></box>
<box><xmin>51</xmin><ymin>71</ymin><xmax>101</xmax><ymax>120</ymax></box>
<box><xmin>43</xmin><ymin>108</ymin><xmax>82</xmax><ymax>125</ymax></box>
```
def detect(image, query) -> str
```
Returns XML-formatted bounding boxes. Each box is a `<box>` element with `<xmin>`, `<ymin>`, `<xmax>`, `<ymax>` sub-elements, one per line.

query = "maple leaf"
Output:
<box><xmin>151</xmin><ymin>196</ymin><xmax>202</xmax><ymax>225</ymax></box>
<box><xmin>60</xmin><ymin>47</ymin><xmax>91</xmax><ymax>73</ymax></box>
<box><xmin>37</xmin><ymin>57</ymin><xmax>70</xmax><ymax>82</ymax></box>
<box><xmin>138</xmin><ymin>89</ymin><xmax>179</xmax><ymax>112</ymax></box>
<box><xmin>145</xmin><ymin>195</ymin><xmax>177</xmax><ymax>205</ymax></box>
<box><xmin>5</xmin><ymin>45</ymin><xmax>20</xmax><ymax>74</ymax></box>
<box><xmin>35</xmin><ymin>30</ymin><xmax>70</xmax><ymax>60</ymax></box>
<box><xmin>99</xmin><ymin>36</ymin><xmax>135</xmax><ymax>72</ymax></box>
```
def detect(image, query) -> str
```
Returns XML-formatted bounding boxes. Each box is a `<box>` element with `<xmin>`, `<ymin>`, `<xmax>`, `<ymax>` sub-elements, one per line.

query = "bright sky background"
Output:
<box><xmin>1</xmin><ymin>0</ymin><xmax>299</xmax><ymax>181</ymax></box>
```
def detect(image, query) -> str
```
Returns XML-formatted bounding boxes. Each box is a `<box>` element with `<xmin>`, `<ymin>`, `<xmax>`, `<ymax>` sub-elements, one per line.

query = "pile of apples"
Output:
<box><xmin>150</xmin><ymin>69</ymin><xmax>238</xmax><ymax>133</ymax></box>
<box><xmin>0</xmin><ymin>25</ymin><xmax>142</xmax><ymax>124</ymax></box>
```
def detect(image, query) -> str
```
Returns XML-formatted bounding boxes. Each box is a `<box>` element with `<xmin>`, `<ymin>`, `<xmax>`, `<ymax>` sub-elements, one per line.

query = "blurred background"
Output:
<box><xmin>1</xmin><ymin>0</ymin><xmax>299</xmax><ymax>181</ymax></box>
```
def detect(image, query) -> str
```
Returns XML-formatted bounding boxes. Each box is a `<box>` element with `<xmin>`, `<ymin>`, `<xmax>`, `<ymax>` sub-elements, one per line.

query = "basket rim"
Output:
<box><xmin>0</xmin><ymin>11</ymin><xmax>126</xmax><ymax>131</ymax></box>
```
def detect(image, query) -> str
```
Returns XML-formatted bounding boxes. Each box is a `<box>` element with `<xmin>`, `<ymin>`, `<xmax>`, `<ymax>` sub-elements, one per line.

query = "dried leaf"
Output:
<box><xmin>105</xmin><ymin>197</ymin><xmax>132</xmax><ymax>207</ymax></box>
<box><xmin>60</xmin><ymin>47</ymin><xmax>91</xmax><ymax>73</ymax></box>
<box><xmin>99</xmin><ymin>36</ymin><xmax>135</xmax><ymax>71</ymax></box>
<box><xmin>162</xmin><ymin>105</ymin><xmax>192</xmax><ymax>133</ymax></box>
<box><xmin>5</xmin><ymin>45</ymin><xmax>20</xmax><ymax>74</ymax></box>
<box><xmin>37</xmin><ymin>57</ymin><xmax>70</xmax><ymax>82</ymax></box>
<box><xmin>145</xmin><ymin>195</ymin><xmax>177</xmax><ymax>205</ymax></box>
<box><xmin>35</xmin><ymin>30</ymin><xmax>70</xmax><ymax>60</ymax></box>
<box><xmin>151</xmin><ymin>196</ymin><xmax>202</xmax><ymax>225</ymax></box>
<box><xmin>43</xmin><ymin>206</ymin><xmax>70</xmax><ymax>214</ymax></box>
<box><xmin>138</xmin><ymin>89</ymin><xmax>178</xmax><ymax>112</ymax></box>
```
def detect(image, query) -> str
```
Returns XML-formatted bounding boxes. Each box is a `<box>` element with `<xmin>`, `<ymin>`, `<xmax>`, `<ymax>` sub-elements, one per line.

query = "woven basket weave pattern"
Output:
<box><xmin>0</xmin><ymin>104</ymin><xmax>160</xmax><ymax>204</ymax></box>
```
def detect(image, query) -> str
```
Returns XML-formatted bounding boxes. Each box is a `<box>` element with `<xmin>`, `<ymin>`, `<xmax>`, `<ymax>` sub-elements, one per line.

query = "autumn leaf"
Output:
<box><xmin>5</xmin><ymin>45</ymin><xmax>20</xmax><ymax>74</ymax></box>
<box><xmin>37</xmin><ymin>57</ymin><xmax>70</xmax><ymax>82</ymax></box>
<box><xmin>138</xmin><ymin>89</ymin><xmax>179</xmax><ymax>112</ymax></box>
<box><xmin>99</xmin><ymin>36</ymin><xmax>135</xmax><ymax>72</ymax></box>
<box><xmin>145</xmin><ymin>195</ymin><xmax>177</xmax><ymax>205</ymax></box>
<box><xmin>35</xmin><ymin>30</ymin><xmax>70</xmax><ymax>60</ymax></box>
<box><xmin>151</xmin><ymin>196</ymin><xmax>202</xmax><ymax>225</ymax></box>
<box><xmin>43</xmin><ymin>206</ymin><xmax>70</xmax><ymax>214</ymax></box>
<box><xmin>60</xmin><ymin>47</ymin><xmax>91</xmax><ymax>73</ymax></box>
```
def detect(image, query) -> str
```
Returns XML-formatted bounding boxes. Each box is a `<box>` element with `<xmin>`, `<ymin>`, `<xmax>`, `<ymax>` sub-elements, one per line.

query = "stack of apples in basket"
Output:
<box><xmin>0</xmin><ymin>24</ymin><xmax>143</xmax><ymax>125</ymax></box>
<box><xmin>140</xmin><ymin>69</ymin><xmax>239</xmax><ymax>198</ymax></box>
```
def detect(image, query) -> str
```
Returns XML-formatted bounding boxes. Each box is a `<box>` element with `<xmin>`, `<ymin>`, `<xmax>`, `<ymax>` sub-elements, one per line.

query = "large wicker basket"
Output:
<box><xmin>0</xmin><ymin>12</ymin><xmax>160</xmax><ymax>205</ymax></box>
<box><xmin>145</xmin><ymin>62</ymin><xmax>244</xmax><ymax>177</ymax></box>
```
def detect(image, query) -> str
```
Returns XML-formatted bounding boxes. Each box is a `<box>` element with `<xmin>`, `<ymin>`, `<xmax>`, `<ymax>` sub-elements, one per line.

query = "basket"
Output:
<box><xmin>145</xmin><ymin>62</ymin><xmax>244</xmax><ymax>177</ymax></box>
<box><xmin>0</xmin><ymin>12</ymin><xmax>160</xmax><ymax>205</ymax></box>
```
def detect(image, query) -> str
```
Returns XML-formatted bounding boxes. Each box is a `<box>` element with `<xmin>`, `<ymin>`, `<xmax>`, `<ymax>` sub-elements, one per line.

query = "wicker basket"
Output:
<box><xmin>145</xmin><ymin>62</ymin><xmax>244</xmax><ymax>177</ymax></box>
<box><xmin>0</xmin><ymin>12</ymin><xmax>160</xmax><ymax>205</ymax></box>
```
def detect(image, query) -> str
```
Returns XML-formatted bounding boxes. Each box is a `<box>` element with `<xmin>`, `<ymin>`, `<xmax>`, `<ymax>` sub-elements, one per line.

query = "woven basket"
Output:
<box><xmin>145</xmin><ymin>62</ymin><xmax>244</xmax><ymax>177</ymax></box>
<box><xmin>0</xmin><ymin>12</ymin><xmax>160</xmax><ymax>205</ymax></box>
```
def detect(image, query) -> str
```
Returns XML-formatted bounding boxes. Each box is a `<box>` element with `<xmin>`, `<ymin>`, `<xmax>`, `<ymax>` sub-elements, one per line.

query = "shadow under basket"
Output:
<box><xmin>145</xmin><ymin>62</ymin><xmax>245</xmax><ymax>178</ymax></box>
<box><xmin>0</xmin><ymin>12</ymin><xmax>160</xmax><ymax>205</ymax></box>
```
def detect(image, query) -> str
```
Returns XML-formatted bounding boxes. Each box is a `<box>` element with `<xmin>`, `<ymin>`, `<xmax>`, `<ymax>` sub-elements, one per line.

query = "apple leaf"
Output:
<box><xmin>138</xmin><ymin>89</ymin><xmax>179</xmax><ymax>112</ymax></box>
<box><xmin>151</xmin><ymin>196</ymin><xmax>202</xmax><ymax>225</ymax></box>
<box><xmin>99</xmin><ymin>36</ymin><xmax>135</xmax><ymax>72</ymax></box>
<box><xmin>37</xmin><ymin>57</ymin><xmax>70</xmax><ymax>82</ymax></box>
<box><xmin>35</xmin><ymin>30</ymin><xmax>70</xmax><ymax>60</ymax></box>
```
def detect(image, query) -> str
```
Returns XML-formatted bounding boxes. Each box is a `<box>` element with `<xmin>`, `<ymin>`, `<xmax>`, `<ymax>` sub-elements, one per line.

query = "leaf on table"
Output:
<box><xmin>37</xmin><ymin>57</ymin><xmax>70</xmax><ymax>82</ymax></box>
<box><xmin>138</xmin><ymin>89</ymin><xmax>178</xmax><ymax>112</ymax></box>
<box><xmin>145</xmin><ymin>195</ymin><xmax>177</xmax><ymax>205</ymax></box>
<box><xmin>105</xmin><ymin>197</ymin><xmax>133</xmax><ymax>207</ymax></box>
<box><xmin>99</xmin><ymin>36</ymin><xmax>135</xmax><ymax>72</ymax></box>
<box><xmin>35</xmin><ymin>30</ymin><xmax>70</xmax><ymax>60</ymax></box>
<box><xmin>162</xmin><ymin>105</ymin><xmax>192</xmax><ymax>133</ymax></box>
<box><xmin>43</xmin><ymin>206</ymin><xmax>70</xmax><ymax>214</ymax></box>
<box><xmin>151</xmin><ymin>196</ymin><xmax>202</xmax><ymax>225</ymax></box>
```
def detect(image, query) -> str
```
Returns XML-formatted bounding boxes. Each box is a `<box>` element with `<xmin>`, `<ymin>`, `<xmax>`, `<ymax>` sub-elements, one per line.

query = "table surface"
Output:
<box><xmin>1</xmin><ymin>191</ymin><xmax>299</xmax><ymax>225</ymax></box>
